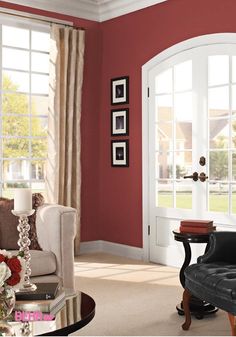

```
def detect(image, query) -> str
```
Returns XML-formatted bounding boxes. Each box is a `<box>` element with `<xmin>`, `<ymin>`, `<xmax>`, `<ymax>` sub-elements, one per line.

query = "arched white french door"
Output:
<box><xmin>142</xmin><ymin>34</ymin><xmax>236</xmax><ymax>266</ymax></box>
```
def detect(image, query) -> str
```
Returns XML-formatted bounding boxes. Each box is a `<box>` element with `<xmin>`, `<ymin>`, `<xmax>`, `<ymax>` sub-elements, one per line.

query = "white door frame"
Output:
<box><xmin>142</xmin><ymin>33</ymin><xmax>236</xmax><ymax>261</ymax></box>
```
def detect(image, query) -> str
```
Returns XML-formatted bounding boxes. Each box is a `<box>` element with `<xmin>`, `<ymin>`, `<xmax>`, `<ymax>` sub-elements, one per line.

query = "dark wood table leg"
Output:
<box><xmin>176</xmin><ymin>240</ymin><xmax>218</xmax><ymax>318</ymax></box>
<box><xmin>179</xmin><ymin>241</ymin><xmax>191</xmax><ymax>287</ymax></box>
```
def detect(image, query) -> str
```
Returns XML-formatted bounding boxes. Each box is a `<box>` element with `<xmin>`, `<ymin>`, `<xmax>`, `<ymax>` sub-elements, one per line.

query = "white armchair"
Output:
<box><xmin>29</xmin><ymin>204</ymin><xmax>77</xmax><ymax>290</ymax></box>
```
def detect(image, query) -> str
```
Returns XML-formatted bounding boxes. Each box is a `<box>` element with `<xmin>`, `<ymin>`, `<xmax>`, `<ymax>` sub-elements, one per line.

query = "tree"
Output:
<box><xmin>2</xmin><ymin>74</ymin><xmax>47</xmax><ymax>184</ymax></box>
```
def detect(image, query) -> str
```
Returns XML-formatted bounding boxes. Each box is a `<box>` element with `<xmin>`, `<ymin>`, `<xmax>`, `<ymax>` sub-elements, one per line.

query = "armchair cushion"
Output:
<box><xmin>10</xmin><ymin>250</ymin><xmax>57</xmax><ymax>277</ymax></box>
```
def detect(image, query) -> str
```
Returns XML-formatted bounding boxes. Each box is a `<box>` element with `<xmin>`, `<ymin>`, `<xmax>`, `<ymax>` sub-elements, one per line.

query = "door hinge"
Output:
<box><xmin>147</xmin><ymin>87</ymin><xmax>149</xmax><ymax>98</ymax></box>
<box><xmin>148</xmin><ymin>225</ymin><xmax>150</xmax><ymax>236</ymax></box>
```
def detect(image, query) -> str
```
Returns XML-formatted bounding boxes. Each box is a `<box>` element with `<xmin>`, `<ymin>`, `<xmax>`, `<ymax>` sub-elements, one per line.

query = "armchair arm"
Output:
<box><xmin>35</xmin><ymin>204</ymin><xmax>77</xmax><ymax>290</ymax></box>
<box><xmin>197</xmin><ymin>231</ymin><xmax>236</xmax><ymax>264</ymax></box>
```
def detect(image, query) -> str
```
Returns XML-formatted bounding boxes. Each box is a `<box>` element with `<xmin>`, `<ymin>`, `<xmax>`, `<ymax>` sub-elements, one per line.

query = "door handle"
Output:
<box><xmin>199</xmin><ymin>172</ymin><xmax>208</xmax><ymax>182</ymax></box>
<box><xmin>183</xmin><ymin>172</ymin><xmax>199</xmax><ymax>181</ymax></box>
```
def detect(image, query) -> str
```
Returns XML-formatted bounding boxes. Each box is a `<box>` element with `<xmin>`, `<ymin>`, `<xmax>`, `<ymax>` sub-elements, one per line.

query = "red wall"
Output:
<box><xmin>0</xmin><ymin>1</ymin><xmax>102</xmax><ymax>241</ymax></box>
<box><xmin>98</xmin><ymin>0</ymin><xmax>236</xmax><ymax>247</ymax></box>
<box><xmin>2</xmin><ymin>0</ymin><xmax>236</xmax><ymax>248</ymax></box>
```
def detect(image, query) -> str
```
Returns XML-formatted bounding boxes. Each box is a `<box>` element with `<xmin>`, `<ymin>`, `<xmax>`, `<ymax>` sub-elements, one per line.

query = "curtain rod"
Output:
<box><xmin>0</xmin><ymin>8</ymin><xmax>85</xmax><ymax>30</ymax></box>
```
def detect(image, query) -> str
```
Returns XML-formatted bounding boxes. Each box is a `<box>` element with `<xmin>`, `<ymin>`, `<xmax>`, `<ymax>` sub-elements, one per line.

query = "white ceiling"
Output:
<box><xmin>3</xmin><ymin>0</ymin><xmax>167</xmax><ymax>22</ymax></box>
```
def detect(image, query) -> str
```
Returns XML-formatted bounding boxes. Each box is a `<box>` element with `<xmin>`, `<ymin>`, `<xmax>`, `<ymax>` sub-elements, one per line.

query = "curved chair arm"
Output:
<box><xmin>197</xmin><ymin>231</ymin><xmax>236</xmax><ymax>264</ymax></box>
<box><xmin>36</xmin><ymin>204</ymin><xmax>77</xmax><ymax>290</ymax></box>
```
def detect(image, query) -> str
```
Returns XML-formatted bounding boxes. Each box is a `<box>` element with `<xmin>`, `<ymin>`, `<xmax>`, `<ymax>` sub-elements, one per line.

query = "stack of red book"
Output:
<box><xmin>180</xmin><ymin>220</ymin><xmax>216</xmax><ymax>234</ymax></box>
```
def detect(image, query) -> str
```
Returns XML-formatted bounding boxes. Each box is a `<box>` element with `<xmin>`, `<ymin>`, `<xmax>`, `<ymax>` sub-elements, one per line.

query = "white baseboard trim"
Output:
<box><xmin>80</xmin><ymin>240</ymin><xmax>144</xmax><ymax>261</ymax></box>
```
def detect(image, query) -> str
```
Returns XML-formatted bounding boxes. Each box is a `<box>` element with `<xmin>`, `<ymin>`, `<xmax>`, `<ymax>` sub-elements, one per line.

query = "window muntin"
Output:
<box><xmin>0</xmin><ymin>22</ymin><xmax>50</xmax><ymax>198</ymax></box>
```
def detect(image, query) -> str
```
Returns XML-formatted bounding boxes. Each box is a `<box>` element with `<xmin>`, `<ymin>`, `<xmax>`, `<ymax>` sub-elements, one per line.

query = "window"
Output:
<box><xmin>0</xmin><ymin>21</ymin><xmax>50</xmax><ymax>198</ymax></box>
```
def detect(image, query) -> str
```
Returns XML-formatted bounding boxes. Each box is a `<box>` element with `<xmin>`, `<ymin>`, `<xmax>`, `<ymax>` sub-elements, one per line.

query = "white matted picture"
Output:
<box><xmin>111</xmin><ymin>76</ymin><xmax>129</xmax><ymax>105</ymax></box>
<box><xmin>111</xmin><ymin>140</ymin><xmax>129</xmax><ymax>167</ymax></box>
<box><xmin>111</xmin><ymin>108</ymin><xmax>129</xmax><ymax>136</ymax></box>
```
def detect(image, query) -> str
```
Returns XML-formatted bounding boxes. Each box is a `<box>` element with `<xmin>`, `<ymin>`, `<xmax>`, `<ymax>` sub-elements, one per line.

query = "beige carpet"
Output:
<box><xmin>72</xmin><ymin>253</ymin><xmax>230</xmax><ymax>336</ymax></box>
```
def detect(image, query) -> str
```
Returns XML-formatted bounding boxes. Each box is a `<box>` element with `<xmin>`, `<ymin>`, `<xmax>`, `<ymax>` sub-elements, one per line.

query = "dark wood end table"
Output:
<box><xmin>173</xmin><ymin>229</ymin><xmax>218</xmax><ymax>319</ymax></box>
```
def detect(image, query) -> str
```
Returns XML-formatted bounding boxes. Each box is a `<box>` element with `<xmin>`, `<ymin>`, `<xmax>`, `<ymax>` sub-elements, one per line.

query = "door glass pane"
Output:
<box><xmin>175</xmin><ymin>92</ymin><xmax>192</xmax><ymax>121</ymax></box>
<box><xmin>156</xmin><ymin>152</ymin><xmax>173</xmax><ymax>179</ymax></box>
<box><xmin>174</xmin><ymin>60</ymin><xmax>192</xmax><ymax>91</ymax></box>
<box><xmin>157</xmin><ymin>180</ymin><xmax>173</xmax><ymax>208</ymax></box>
<box><xmin>156</xmin><ymin>123</ymin><xmax>172</xmax><ymax>151</ymax></box>
<box><xmin>176</xmin><ymin>122</ymin><xmax>192</xmax><ymax>149</ymax></box>
<box><xmin>155</xmin><ymin>95</ymin><xmax>172</xmax><ymax>121</ymax></box>
<box><xmin>175</xmin><ymin>151</ymin><xmax>192</xmax><ymax>178</ymax></box>
<box><xmin>155</xmin><ymin>69</ymin><xmax>172</xmax><ymax>94</ymax></box>
<box><xmin>209</xmin><ymin>121</ymin><xmax>229</xmax><ymax>149</ymax></box>
<box><xmin>209</xmin><ymin>87</ymin><xmax>229</xmax><ymax>114</ymax></box>
<box><xmin>209</xmin><ymin>151</ymin><xmax>228</xmax><ymax>180</ymax></box>
<box><xmin>209</xmin><ymin>182</ymin><xmax>228</xmax><ymax>212</ymax></box>
<box><xmin>208</xmin><ymin>55</ymin><xmax>229</xmax><ymax>86</ymax></box>
<box><xmin>176</xmin><ymin>182</ymin><xmax>192</xmax><ymax>209</ymax></box>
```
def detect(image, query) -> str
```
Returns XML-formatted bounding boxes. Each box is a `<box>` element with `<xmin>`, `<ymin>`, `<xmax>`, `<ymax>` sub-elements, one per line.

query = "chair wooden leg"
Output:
<box><xmin>182</xmin><ymin>288</ymin><xmax>192</xmax><ymax>331</ymax></box>
<box><xmin>228</xmin><ymin>313</ymin><xmax>236</xmax><ymax>336</ymax></box>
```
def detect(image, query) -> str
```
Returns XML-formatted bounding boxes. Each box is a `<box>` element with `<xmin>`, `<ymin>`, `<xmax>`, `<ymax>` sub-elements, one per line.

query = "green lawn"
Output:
<box><xmin>159</xmin><ymin>194</ymin><xmax>236</xmax><ymax>213</ymax></box>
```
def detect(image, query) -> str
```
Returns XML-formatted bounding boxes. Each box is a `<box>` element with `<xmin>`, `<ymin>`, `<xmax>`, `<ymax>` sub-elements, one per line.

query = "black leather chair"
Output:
<box><xmin>182</xmin><ymin>231</ymin><xmax>236</xmax><ymax>336</ymax></box>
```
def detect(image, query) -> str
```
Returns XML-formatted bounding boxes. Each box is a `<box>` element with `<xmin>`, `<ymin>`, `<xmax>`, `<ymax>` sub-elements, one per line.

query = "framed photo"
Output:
<box><xmin>111</xmin><ymin>108</ymin><xmax>129</xmax><ymax>136</ymax></box>
<box><xmin>111</xmin><ymin>140</ymin><xmax>129</xmax><ymax>167</ymax></box>
<box><xmin>111</xmin><ymin>76</ymin><xmax>129</xmax><ymax>105</ymax></box>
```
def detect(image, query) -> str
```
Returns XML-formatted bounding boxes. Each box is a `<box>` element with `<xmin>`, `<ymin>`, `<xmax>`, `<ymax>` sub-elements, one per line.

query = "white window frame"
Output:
<box><xmin>0</xmin><ymin>15</ymin><xmax>50</xmax><ymax>195</ymax></box>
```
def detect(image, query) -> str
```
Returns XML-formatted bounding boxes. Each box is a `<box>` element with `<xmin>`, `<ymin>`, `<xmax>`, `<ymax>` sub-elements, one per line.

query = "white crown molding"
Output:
<box><xmin>98</xmin><ymin>0</ymin><xmax>167</xmax><ymax>22</ymax></box>
<box><xmin>1</xmin><ymin>0</ymin><xmax>168</xmax><ymax>22</ymax></box>
<box><xmin>2</xmin><ymin>0</ymin><xmax>100</xmax><ymax>21</ymax></box>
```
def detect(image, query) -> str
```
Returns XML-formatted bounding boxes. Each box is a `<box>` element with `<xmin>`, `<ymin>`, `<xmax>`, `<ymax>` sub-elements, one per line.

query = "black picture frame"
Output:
<box><xmin>111</xmin><ymin>76</ymin><xmax>129</xmax><ymax>105</ymax></box>
<box><xmin>111</xmin><ymin>140</ymin><xmax>129</xmax><ymax>167</ymax></box>
<box><xmin>111</xmin><ymin>108</ymin><xmax>129</xmax><ymax>136</ymax></box>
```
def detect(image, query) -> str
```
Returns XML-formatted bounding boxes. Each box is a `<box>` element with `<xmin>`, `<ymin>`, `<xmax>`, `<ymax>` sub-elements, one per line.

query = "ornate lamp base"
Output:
<box><xmin>12</xmin><ymin>210</ymin><xmax>37</xmax><ymax>293</ymax></box>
